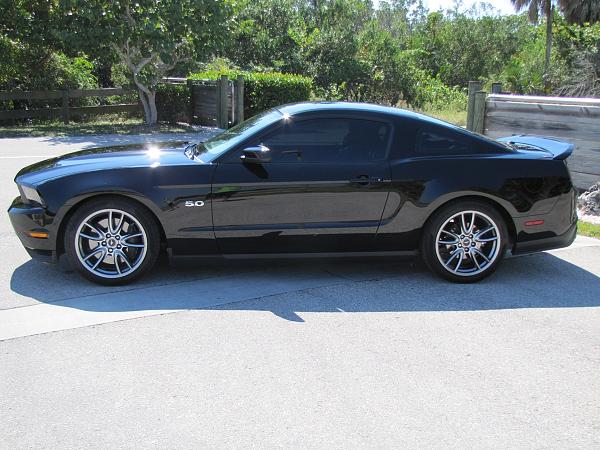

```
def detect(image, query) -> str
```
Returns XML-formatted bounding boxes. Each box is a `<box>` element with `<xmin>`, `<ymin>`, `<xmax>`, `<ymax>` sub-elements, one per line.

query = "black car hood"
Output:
<box><xmin>16</xmin><ymin>140</ymin><xmax>198</xmax><ymax>185</ymax></box>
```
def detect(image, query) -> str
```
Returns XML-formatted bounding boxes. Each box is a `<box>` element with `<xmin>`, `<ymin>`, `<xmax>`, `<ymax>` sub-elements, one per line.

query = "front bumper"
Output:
<box><xmin>8</xmin><ymin>197</ymin><xmax>58</xmax><ymax>263</ymax></box>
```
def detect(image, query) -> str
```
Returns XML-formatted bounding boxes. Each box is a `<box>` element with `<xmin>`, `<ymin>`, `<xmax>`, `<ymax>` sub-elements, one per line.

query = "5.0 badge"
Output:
<box><xmin>185</xmin><ymin>200</ymin><xmax>205</xmax><ymax>207</ymax></box>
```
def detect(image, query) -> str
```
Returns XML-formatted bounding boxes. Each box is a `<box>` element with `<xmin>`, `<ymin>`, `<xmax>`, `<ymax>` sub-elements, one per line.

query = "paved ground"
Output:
<box><xmin>1</xmin><ymin>135</ymin><xmax>599</xmax><ymax>448</ymax></box>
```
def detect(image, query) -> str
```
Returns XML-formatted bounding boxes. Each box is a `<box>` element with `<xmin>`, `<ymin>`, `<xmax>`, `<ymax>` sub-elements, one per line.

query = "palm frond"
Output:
<box><xmin>528</xmin><ymin>1</ymin><xmax>539</xmax><ymax>22</ymax></box>
<box><xmin>559</xmin><ymin>0</ymin><xmax>600</xmax><ymax>25</ymax></box>
<box><xmin>510</xmin><ymin>0</ymin><xmax>546</xmax><ymax>23</ymax></box>
<box><xmin>510</xmin><ymin>0</ymin><xmax>533</xmax><ymax>11</ymax></box>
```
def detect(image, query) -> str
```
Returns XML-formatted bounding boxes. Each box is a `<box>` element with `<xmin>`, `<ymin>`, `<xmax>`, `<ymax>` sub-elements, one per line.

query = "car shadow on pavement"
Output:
<box><xmin>208</xmin><ymin>252</ymin><xmax>600</xmax><ymax>321</ymax></box>
<box><xmin>9</xmin><ymin>250</ymin><xmax>600</xmax><ymax>322</ymax></box>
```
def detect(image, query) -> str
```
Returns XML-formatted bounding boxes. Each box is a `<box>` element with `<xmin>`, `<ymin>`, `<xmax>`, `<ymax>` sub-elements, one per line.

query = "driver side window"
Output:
<box><xmin>248</xmin><ymin>117</ymin><xmax>390</xmax><ymax>163</ymax></box>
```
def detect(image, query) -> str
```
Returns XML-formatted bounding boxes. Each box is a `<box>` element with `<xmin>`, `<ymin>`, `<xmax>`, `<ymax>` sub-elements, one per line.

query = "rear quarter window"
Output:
<box><xmin>416</xmin><ymin>127</ymin><xmax>485</xmax><ymax>156</ymax></box>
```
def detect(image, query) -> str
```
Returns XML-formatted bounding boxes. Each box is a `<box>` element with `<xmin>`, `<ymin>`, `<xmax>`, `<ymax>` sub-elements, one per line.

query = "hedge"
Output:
<box><xmin>188</xmin><ymin>70</ymin><xmax>312</xmax><ymax>118</ymax></box>
<box><xmin>155</xmin><ymin>83</ymin><xmax>190</xmax><ymax>124</ymax></box>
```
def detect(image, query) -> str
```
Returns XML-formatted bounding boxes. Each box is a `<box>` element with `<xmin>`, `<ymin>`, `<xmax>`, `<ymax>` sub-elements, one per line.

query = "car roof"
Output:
<box><xmin>276</xmin><ymin>101</ymin><xmax>510</xmax><ymax>152</ymax></box>
<box><xmin>276</xmin><ymin>101</ymin><xmax>457</xmax><ymax>129</ymax></box>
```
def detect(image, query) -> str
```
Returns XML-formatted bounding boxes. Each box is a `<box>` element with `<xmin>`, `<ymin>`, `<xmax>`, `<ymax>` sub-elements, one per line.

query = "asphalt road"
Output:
<box><xmin>1</xmin><ymin>135</ymin><xmax>599</xmax><ymax>448</ymax></box>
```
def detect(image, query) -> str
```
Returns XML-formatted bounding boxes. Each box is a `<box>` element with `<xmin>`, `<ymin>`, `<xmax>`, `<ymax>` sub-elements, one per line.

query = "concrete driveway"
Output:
<box><xmin>1</xmin><ymin>134</ymin><xmax>599</xmax><ymax>448</ymax></box>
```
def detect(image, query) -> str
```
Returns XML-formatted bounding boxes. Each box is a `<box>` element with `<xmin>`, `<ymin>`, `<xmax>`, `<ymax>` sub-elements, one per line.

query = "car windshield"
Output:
<box><xmin>190</xmin><ymin>109</ymin><xmax>284</xmax><ymax>163</ymax></box>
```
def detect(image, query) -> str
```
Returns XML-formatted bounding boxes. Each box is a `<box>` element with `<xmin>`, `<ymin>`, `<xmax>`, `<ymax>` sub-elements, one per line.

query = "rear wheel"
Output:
<box><xmin>421</xmin><ymin>201</ymin><xmax>507</xmax><ymax>283</ymax></box>
<box><xmin>65</xmin><ymin>198</ymin><xmax>160</xmax><ymax>285</ymax></box>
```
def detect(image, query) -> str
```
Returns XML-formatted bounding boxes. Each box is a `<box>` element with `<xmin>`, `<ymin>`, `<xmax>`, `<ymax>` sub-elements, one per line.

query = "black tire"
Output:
<box><xmin>420</xmin><ymin>200</ymin><xmax>508</xmax><ymax>283</ymax></box>
<box><xmin>64</xmin><ymin>197</ymin><xmax>161</xmax><ymax>285</ymax></box>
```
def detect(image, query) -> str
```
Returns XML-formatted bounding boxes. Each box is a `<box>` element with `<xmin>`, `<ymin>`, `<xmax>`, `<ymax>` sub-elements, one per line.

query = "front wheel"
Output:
<box><xmin>64</xmin><ymin>198</ymin><xmax>161</xmax><ymax>285</ymax></box>
<box><xmin>421</xmin><ymin>201</ymin><xmax>508</xmax><ymax>283</ymax></box>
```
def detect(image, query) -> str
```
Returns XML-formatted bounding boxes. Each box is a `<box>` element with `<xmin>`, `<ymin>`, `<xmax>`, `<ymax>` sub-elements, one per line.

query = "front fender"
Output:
<box><xmin>35</xmin><ymin>164</ymin><xmax>216</xmax><ymax>254</ymax></box>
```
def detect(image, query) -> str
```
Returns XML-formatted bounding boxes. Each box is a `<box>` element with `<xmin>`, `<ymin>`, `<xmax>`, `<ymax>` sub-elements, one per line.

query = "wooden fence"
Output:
<box><xmin>467</xmin><ymin>83</ymin><xmax>600</xmax><ymax>190</ymax></box>
<box><xmin>1</xmin><ymin>76</ymin><xmax>244</xmax><ymax>129</ymax></box>
<box><xmin>0</xmin><ymin>87</ymin><xmax>140</xmax><ymax>124</ymax></box>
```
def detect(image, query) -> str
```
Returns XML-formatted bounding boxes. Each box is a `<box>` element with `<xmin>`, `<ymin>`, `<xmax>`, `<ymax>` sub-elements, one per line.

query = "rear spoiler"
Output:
<box><xmin>497</xmin><ymin>135</ymin><xmax>574</xmax><ymax>160</ymax></box>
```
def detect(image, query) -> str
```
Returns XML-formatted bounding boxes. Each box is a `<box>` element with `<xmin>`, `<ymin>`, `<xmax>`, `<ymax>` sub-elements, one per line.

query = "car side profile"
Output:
<box><xmin>9</xmin><ymin>102</ymin><xmax>577</xmax><ymax>285</ymax></box>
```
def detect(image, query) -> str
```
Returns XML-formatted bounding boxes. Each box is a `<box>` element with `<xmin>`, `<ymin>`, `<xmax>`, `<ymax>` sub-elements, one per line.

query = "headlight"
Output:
<box><xmin>18</xmin><ymin>184</ymin><xmax>44</xmax><ymax>205</ymax></box>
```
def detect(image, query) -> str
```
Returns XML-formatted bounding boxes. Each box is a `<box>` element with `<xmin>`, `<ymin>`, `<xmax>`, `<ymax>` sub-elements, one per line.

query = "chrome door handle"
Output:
<box><xmin>350</xmin><ymin>175</ymin><xmax>370</xmax><ymax>185</ymax></box>
<box><xmin>350</xmin><ymin>175</ymin><xmax>384</xmax><ymax>186</ymax></box>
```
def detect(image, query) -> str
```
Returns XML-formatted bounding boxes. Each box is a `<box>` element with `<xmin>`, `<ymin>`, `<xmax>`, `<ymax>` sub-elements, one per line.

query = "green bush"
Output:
<box><xmin>412</xmin><ymin>72</ymin><xmax>467</xmax><ymax>111</ymax></box>
<box><xmin>0</xmin><ymin>49</ymin><xmax>99</xmax><ymax>118</ymax></box>
<box><xmin>188</xmin><ymin>70</ymin><xmax>312</xmax><ymax>117</ymax></box>
<box><xmin>0</xmin><ymin>43</ymin><xmax>97</xmax><ymax>92</ymax></box>
<box><xmin>155</xmin><ymin>83</ymin><xmax>190</xmax><ymax>124</ymax></box>
<box><xmin>495</xmin><ymin>26</ymin><xmax>569</xmax><ymax>95</ymax></box>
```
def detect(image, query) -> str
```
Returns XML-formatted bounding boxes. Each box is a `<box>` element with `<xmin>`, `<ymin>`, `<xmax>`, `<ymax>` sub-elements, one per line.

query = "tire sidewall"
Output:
<box><xmin>64</xmin><ymin>198</ymin><xmax>160</xmax><ymax>285</ymax></box>
<box><xmin>421</xmin><ymin>201</ymin><xmax>508</xmax><ymax>283</ymax></box>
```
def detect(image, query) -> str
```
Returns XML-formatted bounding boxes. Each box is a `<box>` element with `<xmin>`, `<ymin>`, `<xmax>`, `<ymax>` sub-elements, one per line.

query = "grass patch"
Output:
<box><xmin>578</xmin><ymin>221</ymin><xmax>600</xmax><ymax>239</ymax></box>
<box><xmin>0</xmin><ymin>117</ymin><xmax>195</xmax><ymax>138</ymax></box>
<box><xmin>417</xmin><ymin>107</ymin><xmax>467</xmax><ymax>127</ymax></box>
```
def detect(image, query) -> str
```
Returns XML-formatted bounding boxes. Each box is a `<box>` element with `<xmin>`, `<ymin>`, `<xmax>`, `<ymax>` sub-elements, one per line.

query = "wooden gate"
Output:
<box><xmin>187</xmin><ymin>75</ymin><xmax>244</xmax><ymax>129</ymax></box>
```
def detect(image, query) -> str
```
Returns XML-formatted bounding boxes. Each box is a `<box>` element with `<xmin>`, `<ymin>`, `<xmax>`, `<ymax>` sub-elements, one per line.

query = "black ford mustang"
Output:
<box><xmin>9</xmin><ymin>102</ymin><xmax>577</xmax><ymax>285</ymax></box>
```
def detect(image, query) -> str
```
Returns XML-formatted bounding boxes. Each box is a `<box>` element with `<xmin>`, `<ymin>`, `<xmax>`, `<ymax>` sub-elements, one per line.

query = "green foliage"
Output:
<box><xmin>155</xmin><ymin>83</ymin><xmax>190</xmax><ymax>124</ymax></box>
<box><xmin>220</xmin><ymin>1</ymin><xmax>478</xmax><ymax>110</ymax></box>
<box><xmin>351</xmin><ymin>22</ymin><xmax>406</xmax><ymax>104</ymax></box>
<box><xmin>497</xmin><ymin>38</ymin><xmax>549</xmax><ymax>94</ymax></box>
<box><xmin>313</xmin><ymin>20</ymin><xmax>467</xmax><ymax>110</ymax></box>
<box><xmin>0</xmin><ymin>36</ymin><xmax>21</xmax><ymax>89</ymax></box>
<box><xmin>553</xmin><ymin>20</ymin><xmax>600</xmax><ymax>96</ymax></box>
<box><xmin>225</xmin><ymin>0</ymin><xmax>304</xmax><ymax>73</ymax></box>
<box><xmin>110</xmin><ymin>63</ymin><xmax>135</xmax><ymax>89</ymax></box>
<box><xmin>243</xmin><ymin>72</ymin><xmax>312</xmax><ymax>116</ymax></box>
<box><xmin>0</xmin><ymin>38</ymin><xmax>96</xmax><ymax>92</ymax></box>
<box><xmin>55</xmin><ymin>0</ymin><xmax>230</xmax><ymax>124</ymax></box>
<box><xmin>57</xmin><ymin>0</ymin><xmax>230</xmax><ymax>66</ymax></box>
<box><xmin>0</xmin><ymin>46</ymin><xmax>98</xmax><ymax>114</ymax></box>
<box><xmin>189</xmin><ymin>70</ymin><xmax>312</xmax><ymax>116</ymax></box>
<box><xmin>50</xmin><ymin>54</ymin><xmax>98</xmax><ymax>90</ymax></box>
<box><xmin>200</xmin><ymin>57</ymin><xmax>241</xmax><ymax>73</ymax></box>
<box><xmin>2</xmin><ymin>0</ymin><xmax>600</xmax><ymax>127</ymax></box>
<box><xmin>412</xmin><ymin>12</ymin><xmax>533</xmax><ymax>88</ymax></box>
<box><xmin>412</xmin><ymin>73</ymin><xmax>468</xmax><ymax>110</ymax></box>
<box><xmin>299</xmin><ymin>0</ymin><xmax>372</xmax><ymax>93</ymax></box>
<box><xmin>0</xmin><ymin>0</ymin><xmax>64</xmax><ymax>58</ymax></box>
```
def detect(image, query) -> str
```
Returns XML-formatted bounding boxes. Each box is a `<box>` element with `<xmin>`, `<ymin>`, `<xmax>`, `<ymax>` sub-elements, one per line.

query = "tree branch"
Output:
<box><xmin>133</xmin><ymin>54</ymin><xmax>155</xmax><ymax>75</ymax></box>
<box><xmin>124</xmin><ymin>3</ymin><xmax>136</xmax><ymax>27</ymax></box>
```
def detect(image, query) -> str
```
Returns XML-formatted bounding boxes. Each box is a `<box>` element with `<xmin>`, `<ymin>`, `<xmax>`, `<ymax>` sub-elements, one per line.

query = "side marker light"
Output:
<box><xmin>27</xmin><ymin>231</ymin><xmax>49</xmax><ymax>239</ymax></box>
<box><xmin>524</xmin><ymin>220</ymin><xmax>544</xmax><ymax>227</ymax></box>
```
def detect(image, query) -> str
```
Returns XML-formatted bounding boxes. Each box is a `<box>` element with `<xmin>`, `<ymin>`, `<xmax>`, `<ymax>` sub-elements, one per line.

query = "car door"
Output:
<box><xmin>211</xmin><ymin>114</ymin><xmax>393</xmax><ymax>254</ymax></box>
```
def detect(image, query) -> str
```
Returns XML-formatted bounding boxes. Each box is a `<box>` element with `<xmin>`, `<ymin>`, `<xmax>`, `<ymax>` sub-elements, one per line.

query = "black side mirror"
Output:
<box><xmin>241</xmin><ymin>145</ymin><xmax>271</xmax><ymax>164</ymax></box>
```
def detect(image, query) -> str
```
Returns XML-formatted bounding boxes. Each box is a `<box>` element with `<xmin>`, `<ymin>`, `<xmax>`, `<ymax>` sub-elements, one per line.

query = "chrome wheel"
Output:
<box><xmin>75</xmin><ymin>208</ymin><xmax>148</xmax><ymax>279</ymax></box>
<box><xmin>435</xmin><ymin>210</ymin><xmax>501</xmax><ymax>277</ymax></box>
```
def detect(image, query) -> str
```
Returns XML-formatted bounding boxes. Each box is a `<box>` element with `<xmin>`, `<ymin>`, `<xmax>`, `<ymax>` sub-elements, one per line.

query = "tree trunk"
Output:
<box><xmin>133</xmin><ymin>75</ymin><xmax>158</xmax><ymax>125</ymax></box>
<box><xmin>544</xmin><ymin>0</ymin><xmax>553</xmax><ymax>93</ymax></box>
<box><xmin>136</xmin><ymin>88</ymin><xmax>151</xmax><ymax>124</ymax></box>
<box><xmin>147</xmin><ymin>91</ymin><xmax>157</xmax><ymax>124</ymax></box>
